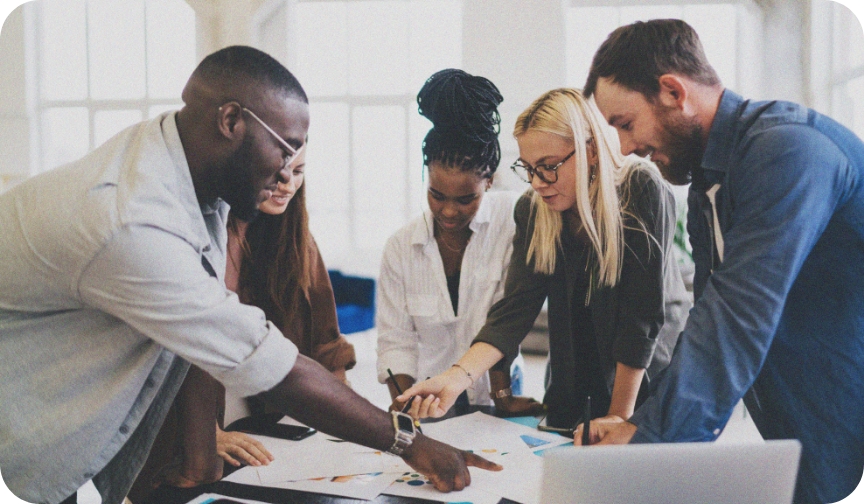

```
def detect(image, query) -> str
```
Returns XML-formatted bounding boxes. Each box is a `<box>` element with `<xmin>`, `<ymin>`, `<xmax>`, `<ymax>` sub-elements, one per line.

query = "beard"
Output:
<box><xmin>221</xmin><ymin>135</ymin><xmax>262</xmax><ymax>222</ymax></box>
<box><xmin>654</xmin><ymin>109</ymin><xmax>704</xmax><ymax>186</ymax></box>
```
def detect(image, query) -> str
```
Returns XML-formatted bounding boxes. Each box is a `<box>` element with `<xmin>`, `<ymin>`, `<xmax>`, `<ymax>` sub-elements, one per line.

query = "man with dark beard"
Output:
<box><xmin>0</xmin><ymin>46</ymin><xmax>499</xmax><ymax>504</ymax></box>
<box><xmin>579</xmin><ymin>19</ymin><xmax>864</xmax><ymax>504</ymax></box>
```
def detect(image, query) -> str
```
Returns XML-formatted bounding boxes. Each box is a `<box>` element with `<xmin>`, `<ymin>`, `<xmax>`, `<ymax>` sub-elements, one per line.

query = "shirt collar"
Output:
<box><xmin>409</xmin><ymin>191</ymin><xmax>493</xmax><ymax>247</ymax></box>
<box><xmin>696</xmin><ymin>89</ymin><xmax>744</xmax><ymax>188</ymax></box>
<box><xmin>161</xmin><ymin>111</ymin><xmax>216</xmax><ymax>251</ymax></box>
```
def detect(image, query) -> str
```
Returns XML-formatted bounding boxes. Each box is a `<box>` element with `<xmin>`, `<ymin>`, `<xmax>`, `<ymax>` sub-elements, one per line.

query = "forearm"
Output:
<box><xmin>387</xmin><ymin>373</ymin><xmax>416</xmax><ymax>401</ymax></box>
<box><xmin>257</xmin><ymin>355</ymin><xmax>395</xmax><ymax>451</ymax></box>
<box><xmin>175</xmin><ymin>365</ymin><xmax>224</xmax><ymax>481</ymax></box>
<box><xmin>607</xmin><ymin>362</ymin><xmax>645</xmax><ymax>420</ymax></box>
<box><xmin>454</xmin><ymin>342</ymin><xmax>505</xmax><ymax>382</ymax></box>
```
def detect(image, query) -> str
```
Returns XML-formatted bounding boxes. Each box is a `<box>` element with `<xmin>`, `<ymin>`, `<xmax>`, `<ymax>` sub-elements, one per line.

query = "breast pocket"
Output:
<box><xmin>406</xmin><ymin>294</ymin><xmax>438</xmax><ymax>317</ymax></box>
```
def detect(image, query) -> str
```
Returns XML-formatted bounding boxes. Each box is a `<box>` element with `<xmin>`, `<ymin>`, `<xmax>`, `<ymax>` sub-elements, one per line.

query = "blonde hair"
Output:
<box><xmin>514</xmin><ymin>88</ymin><xmax>665</xmax><ymax>292</ymax></box>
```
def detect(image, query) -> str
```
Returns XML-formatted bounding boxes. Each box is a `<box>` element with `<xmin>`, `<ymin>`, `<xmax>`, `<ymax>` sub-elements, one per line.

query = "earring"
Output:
<box><xmin>590</xmin><ymin>164</ymin><xmax>598</xmax><ymax>182</ymax></box>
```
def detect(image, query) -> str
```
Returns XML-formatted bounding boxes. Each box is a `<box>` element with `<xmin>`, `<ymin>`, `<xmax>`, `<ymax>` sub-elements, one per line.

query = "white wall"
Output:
<box><xmin>2</xmin><ymin>0</ymin><xmax>864</xmax><ymax>274</ymax></box>
<box><xmin>0</xmin><ymin>6</ymin><xmax>34</xmax><ymax>192</ymax></box>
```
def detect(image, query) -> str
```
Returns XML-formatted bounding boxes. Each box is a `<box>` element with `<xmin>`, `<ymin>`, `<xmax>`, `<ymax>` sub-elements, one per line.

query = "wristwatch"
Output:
<box><xmin>387</xmin><ymin>410</ymin><xmax>417</xmax><ymax>456</ymax></box>
<box><xmin>494</xmin><ymin>387</ymin><xmax>513</xmax><ymax>399</ymax></box>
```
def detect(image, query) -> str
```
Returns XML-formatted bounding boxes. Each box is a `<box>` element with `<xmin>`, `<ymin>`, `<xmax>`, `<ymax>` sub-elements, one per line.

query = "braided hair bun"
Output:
<box><xmin>417</xmin><ymin>69</ymin><xmax>503</xmax><ymax>178</ymax></box>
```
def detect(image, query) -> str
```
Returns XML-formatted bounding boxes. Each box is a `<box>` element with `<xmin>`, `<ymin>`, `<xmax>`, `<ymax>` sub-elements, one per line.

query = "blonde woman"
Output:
<box><xmin>400</xmin><ymin>88</ymin><xmax>690</xmax><ymax>433</ymax></box>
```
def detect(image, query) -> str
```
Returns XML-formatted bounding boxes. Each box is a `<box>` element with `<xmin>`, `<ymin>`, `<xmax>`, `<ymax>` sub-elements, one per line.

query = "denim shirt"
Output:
<box><xmin>0</xmin><ymin>113</ymin><xmax>299</xmax><ymax>504</ymax></box>
<box><xmin>628</xmin><ymin>90</ymin><xmax>864</xmax><ymax>503</ymax></box>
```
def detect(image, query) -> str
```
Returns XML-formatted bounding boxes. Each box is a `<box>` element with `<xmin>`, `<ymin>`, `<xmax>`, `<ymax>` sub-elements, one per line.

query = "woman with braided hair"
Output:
<box><xmin>399</xmin><ymin>88</ymin><xmax>690</xmax><ymax>438</ymax></box>
<box><xmin>376</xmin><ymin>69</ymin><xmax>545</xmax><ymax>417</ymax></box>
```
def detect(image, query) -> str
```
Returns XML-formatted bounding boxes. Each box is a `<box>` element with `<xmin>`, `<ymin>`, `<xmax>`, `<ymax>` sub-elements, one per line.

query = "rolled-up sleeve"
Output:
<box><xmin>78</xmin><ymin>224</ymin><xmax>298</xmax><ymax>397</ymax></box>
<box><xmin>375</xmin><ymin>236</ymin><xmax>421</xmax><ymax>383</ymax></box>
<box><xmin>630</xmin><ymin>124</ymin><xmax>851</xmax><ymax>443</ymax></box>
<box><xmin>610</xmin><ymin>173</ymin><xmax>675</xmax><ymax>369</ymax></box>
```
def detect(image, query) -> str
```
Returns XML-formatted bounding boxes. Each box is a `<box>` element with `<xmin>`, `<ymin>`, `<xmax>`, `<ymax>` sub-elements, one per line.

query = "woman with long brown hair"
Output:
<box><xmin>129</xmin><ymin>147</ymin><xmax>355</xmax><ymax>501</ymax></box>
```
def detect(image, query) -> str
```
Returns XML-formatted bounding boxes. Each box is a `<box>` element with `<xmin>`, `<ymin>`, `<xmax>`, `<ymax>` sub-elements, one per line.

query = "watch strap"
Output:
<box><xmin>494</xmin><ymin>387</ymin><xmax>513</xmax><ymax>399</ymax></box>
<box><xmin>387</xmin><ymin>411</ymin><xmax>416</xmax><ymax>456</ymax></box>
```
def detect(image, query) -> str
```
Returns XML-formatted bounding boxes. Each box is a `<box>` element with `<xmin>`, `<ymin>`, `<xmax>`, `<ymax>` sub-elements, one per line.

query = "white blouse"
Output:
<box><xmin>376</xmin><ymin>190</ymin><xmax>522</xmax><ymax>405</ymax></box>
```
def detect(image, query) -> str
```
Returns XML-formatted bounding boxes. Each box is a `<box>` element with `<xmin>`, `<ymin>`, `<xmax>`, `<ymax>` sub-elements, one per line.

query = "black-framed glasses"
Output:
<box><xmin>510</xmin><ymin>150</ymin><xmax>576</xmax><ymax>184</ymax></box>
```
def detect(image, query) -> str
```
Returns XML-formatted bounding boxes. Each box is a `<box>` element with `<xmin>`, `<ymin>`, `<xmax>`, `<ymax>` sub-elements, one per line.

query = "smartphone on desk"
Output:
<box><xmin>227</xmin><ymin>414</ymin><xmax>317</xmax><ymax>441</ymax></box>
<box><xmin>251</xmin><ymin>422</ymin><xmax>317</xmax><ymax>441</ymax></box>
<box><xmin>537</xmin><ymin>414</ymin><xmax>576</xmax><ymax>437</ymax></box>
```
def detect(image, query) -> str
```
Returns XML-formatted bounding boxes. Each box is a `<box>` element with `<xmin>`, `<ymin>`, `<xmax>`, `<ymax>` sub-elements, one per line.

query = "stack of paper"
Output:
<box><xmin>183</xmin><ymin>494</ymin><xmax>273</xmax><ymax>504</ymax></box>
<box><xmin>217</xmin><ymin>412</ymin><xmax>573</xmax><ymax>504</ymax></box>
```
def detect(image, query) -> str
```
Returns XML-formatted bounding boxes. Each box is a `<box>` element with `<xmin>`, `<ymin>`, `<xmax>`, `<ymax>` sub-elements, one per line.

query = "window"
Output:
<box><xmin>565</xmin><ymin>2</ymin><xmax>763</xmax><ymax>95</ymax></box>
<box><xmin>262</xmin><ymin>0</ymin><xmax>463</xmax><ymax>275</ymax></box>
<box><xmin>31</xmin><ymin>0</ymin><xmax>196</xmax><ymax>172</ymax></box>
<box><xmin>565</xmin><ymin>1</ymin><xmax>764</xmax><ymax>268</ymax></box>
<box><xmin>811</xmin><ymin>1</ymin><xmax>864</xmax><ymax>138</ymax></box>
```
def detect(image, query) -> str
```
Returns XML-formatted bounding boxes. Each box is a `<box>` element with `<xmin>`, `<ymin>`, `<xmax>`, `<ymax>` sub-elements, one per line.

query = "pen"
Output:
<box><xmin>386</xmin><ymin>368</ymin><xmax>422</xmax><ymax>433</ymax></box>
<box><xmin>582</xmin><ymin>395</ymin><xmax>591</xmax><ymax>446</ymax></box>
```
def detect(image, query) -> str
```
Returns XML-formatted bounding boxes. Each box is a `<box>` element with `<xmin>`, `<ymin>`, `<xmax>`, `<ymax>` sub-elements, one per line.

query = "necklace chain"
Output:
<box><xmin>437</xmin><ymin>229</ymin><xmax>469</xmax><ymax>253</ymax></box>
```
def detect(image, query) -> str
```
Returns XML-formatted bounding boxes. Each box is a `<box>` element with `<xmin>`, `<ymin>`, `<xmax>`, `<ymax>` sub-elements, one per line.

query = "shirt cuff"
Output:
<box><xmin>612</xmin><ymin>335</ymin><xmax>657</xmax><ymax>369</ymax></box>
<box><xmin>215</xmin><ymin>321</ymin><xmax>298</xmax><ymax>397</ymax></box>
<box><xmin>376</xmin><ymin>350</ymin><xmax>419</xmax><ymax>384</ymax></box>
<box><xmin>627</xmin><ymin>407</ymin><xmax>663</xmax><ymax>444</ymax></box>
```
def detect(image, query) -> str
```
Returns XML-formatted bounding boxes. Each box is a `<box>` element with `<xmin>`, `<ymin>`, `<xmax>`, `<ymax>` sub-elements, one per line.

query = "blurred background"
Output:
<box><xmin>1</xmin><ymin>3</ymin><xmax>862</xmax><ymax>501</ymax></box>
<box><xmin>1</xmin><ymin>0</ymin><xmax>863</xmax><ymax>278</ymax></box>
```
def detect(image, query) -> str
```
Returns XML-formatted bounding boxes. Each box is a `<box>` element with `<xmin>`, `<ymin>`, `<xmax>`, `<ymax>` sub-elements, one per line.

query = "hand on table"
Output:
<box><xmin>493</xmin><ymin>395</ymin><xmax>546</xmax><ymax>418</ymax></box>
<box><xmin>397</xmin><ymin>368</ymin><xmax>472</xmax><ymax>419</ymax></box>
<box><xmin>216</xmin><ymin>425</ymin><xmax>275</xmax><ymax>467</ymax></box>
<box><xmin>573</xmin><ymin>416</ymin><xmax>636</xmax><ymax>446</ymax></box>
<box><xmin>401</xmin><ymin>434</ymin><xmax>502</xmax><ymax>492</ymax></box>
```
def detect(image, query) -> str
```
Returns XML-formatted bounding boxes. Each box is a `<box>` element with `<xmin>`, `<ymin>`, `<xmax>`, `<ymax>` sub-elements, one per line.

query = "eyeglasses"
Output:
<box><xmin>510</xmin><ymin>150</ymin><xmax>576</xmax><ymax>184</ymax></box>
<box><xmin>219</xmin><ymin>103</ymin><xmax>304</xmax><ymax>169</ymax></box>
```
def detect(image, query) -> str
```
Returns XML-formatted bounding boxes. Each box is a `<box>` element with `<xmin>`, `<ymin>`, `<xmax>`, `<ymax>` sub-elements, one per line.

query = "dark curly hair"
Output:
<box><xmin>417</xmin><ymin>69</ymin><xmax>503</xmax><ymax>178</ymax></box>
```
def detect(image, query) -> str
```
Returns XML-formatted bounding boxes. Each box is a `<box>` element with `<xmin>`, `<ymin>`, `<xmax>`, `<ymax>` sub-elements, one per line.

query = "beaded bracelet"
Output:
<box><xmin>451</xmin><ymin>364</ymin><xmax>475</xmax><ymax>387</ymax></box>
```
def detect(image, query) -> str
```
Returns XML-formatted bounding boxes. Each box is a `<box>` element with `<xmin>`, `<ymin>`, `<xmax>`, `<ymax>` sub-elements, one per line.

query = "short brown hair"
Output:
<box><xmin>583</xmin><ymin>19</ymin><xmax>720</xmax><ymax>99</ymax></box>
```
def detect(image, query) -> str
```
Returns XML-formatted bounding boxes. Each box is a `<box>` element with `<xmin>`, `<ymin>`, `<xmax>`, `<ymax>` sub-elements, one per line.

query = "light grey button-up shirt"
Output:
<box><xmin>0</xmin><ymin>113</ymin><xmax>299</xmax><ymax>504</ymax></box>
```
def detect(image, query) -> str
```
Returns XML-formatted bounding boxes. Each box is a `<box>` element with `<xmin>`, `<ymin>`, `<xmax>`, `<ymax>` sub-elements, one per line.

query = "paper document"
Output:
<box><xmin>220</xmin><ymin>412</ymin><xmax>557</xmax><ymax>503</ymax></box>
<box><xmin>183</xmin><ymin>493</ymin><xmax>271</xmax><ymax>504</ymax></box>
<box><xmin>422</xmin><ymin>411</ymin><xmax>572</xmax><ymax>454</ymax></box>
<box><xmin>261</xmin><ymin>471</ymin><xmax>397</xmax><ymax>501</ymax></box>
<box><xmin>382</xmin><ymin>471</ymin><xmax>502</xmax><ymax>504</ymax></box>
<box><xmin>246</xmin><ymin>433</ymin><xmax>394</xmax><ymax>483</ymax></box>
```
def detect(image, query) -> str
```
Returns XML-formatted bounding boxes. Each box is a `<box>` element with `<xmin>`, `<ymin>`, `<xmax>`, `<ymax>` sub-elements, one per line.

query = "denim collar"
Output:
<box><xmin>694</xmin><ymin>89</ymin><xmax>744</xmax><ymax>190</ymax></box>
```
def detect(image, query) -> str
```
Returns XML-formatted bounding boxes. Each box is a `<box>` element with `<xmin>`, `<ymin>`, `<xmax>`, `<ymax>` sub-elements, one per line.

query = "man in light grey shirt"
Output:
<box><xmin>0</xmin><ymin>46</ymin><xmax>498</xmax><ymax>504</ymax></box>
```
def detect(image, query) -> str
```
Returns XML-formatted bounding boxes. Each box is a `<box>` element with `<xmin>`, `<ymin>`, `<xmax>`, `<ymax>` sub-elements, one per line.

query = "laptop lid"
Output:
<box><xmin>540</xmin><ymin>440</ymin><xmax>801</xmax><ymax>504</ymax></box>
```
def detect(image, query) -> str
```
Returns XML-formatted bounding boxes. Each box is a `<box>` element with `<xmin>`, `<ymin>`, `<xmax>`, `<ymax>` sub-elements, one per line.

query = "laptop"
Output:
<box><xmin>540</xmin><ymin>440</ymin><xmax>801</xmax><ymax>504</ymax></box>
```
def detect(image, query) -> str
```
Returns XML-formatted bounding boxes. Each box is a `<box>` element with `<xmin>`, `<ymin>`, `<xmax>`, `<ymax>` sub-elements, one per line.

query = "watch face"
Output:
<box><xmin>396</xmin><ymin>413</ymin><xmax>415</xmax><ymax>433</ymax></box>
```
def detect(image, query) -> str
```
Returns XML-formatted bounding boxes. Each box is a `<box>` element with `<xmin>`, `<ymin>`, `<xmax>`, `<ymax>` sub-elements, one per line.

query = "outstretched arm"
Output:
<box><xmin>257</xmin><ymin>355</ymin><xmax>501</xmax><ymax>492</ymax></box>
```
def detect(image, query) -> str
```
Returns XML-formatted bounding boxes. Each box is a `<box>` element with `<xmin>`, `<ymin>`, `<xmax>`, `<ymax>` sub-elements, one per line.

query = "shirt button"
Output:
<box><xmin>119</xmin><ymin>425</ymin><xmax>129</xmax><ymax>435</ymax></box>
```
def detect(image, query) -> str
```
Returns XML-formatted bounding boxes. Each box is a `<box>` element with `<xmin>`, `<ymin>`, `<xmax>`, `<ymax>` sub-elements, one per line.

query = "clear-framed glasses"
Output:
<box><xmin>242</xmin><ymin>107</ymin><xmax>305</xmax><ymax>168</ymax></box>
<box><xmin>510</xmin><ymin>149</ymin><xmax>576</xmax><ymax>184</ymax></box>
<box><xmin>219</xmin><ymin>103</ymin><xmax>304</xmax><ymax>168</ymax></box>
